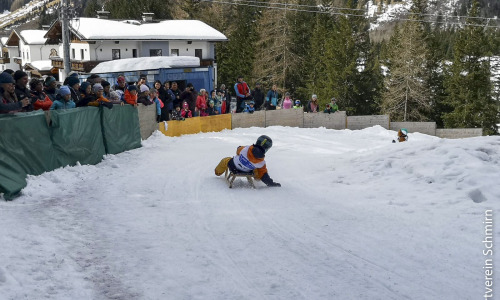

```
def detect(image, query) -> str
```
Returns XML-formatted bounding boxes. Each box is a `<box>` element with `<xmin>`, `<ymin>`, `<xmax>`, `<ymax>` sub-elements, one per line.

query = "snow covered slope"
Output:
<box><xmin>0</xmin><ymin>126</ymin><xmax>498</xmax><ymax>299</ymax></box>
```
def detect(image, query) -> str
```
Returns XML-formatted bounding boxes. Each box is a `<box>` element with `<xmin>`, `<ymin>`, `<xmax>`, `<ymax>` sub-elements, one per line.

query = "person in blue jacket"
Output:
<box><xmin>266</xmin><ymin>84</ymin><xmax>279</xmax><ymax>110</ymax></box>
<box><xmin>50</xmin><ymin>86</ymin><xmax>76</xmax><ymax>110</ymax></box>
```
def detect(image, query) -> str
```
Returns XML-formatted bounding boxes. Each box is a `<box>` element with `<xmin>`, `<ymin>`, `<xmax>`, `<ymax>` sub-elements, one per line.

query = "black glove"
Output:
<box><xmin>102</xmin><ymin>101</ymin><xmax>113</xmax><ymax>109</ymax></box>
<box><xmin>270</xmin><ymin>182</ymin><xmax>281</xmax><ymax>187</ymax></box>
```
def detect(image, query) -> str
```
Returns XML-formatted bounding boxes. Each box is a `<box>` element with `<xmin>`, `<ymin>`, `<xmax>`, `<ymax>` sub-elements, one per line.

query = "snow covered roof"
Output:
<box><xmin>0</xmin><ymin>37</ymin><xmax>7</xmax><ymax>46</ymax></box>
<box><xmin>26</xmin><ymin>60</ymin><xmax>53</xmax><ymax>71</ymax></box>
<box><xmin>66</xmin><ymin>18</ymin><xmax>227</xmax><ymax>41</ymax></box>
<box><xmin>90</xmin><ymin>56</ymin><xmax>201</xmax><ymax>73</ymax></box>
<box><xmin>6</xmin><ymin>29</ymin><xmax>47</xmax><ymax>46</ymax></box>
<box><xmin>19</xmin><ymin>30</ymin><xmax>47</xmax><ymax>44</ymax></box>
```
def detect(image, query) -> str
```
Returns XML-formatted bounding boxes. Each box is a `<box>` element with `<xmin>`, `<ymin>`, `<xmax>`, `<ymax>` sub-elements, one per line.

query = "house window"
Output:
<box><xmin>195</xmin><ymin>49</ymin><xmax>202</xmax><ymax>59</ymax></box>
<box><xmin>132</xmin><ymin>49</ymin><xmax>137</xmax><ymax>58</ymax></box>
<box><xmin>112</xmin><ymin>49</ymin><xmax>121</xmax><ymax>60</ymax></box>
<box><xmin>27</xmin><ymin>52</ymin><xmax>29</xmax><ymax>60</ymax></box>
<box><xmin>171</xmin><ymin>49</ymin><xmax>179</xmax><ymax>56</ymax></box>
<box><xmin>80</xmin><ymin>49</ymin><xmax>84</xmax><ymax>60</ymax></box>
<box><xmin>72</xmin><ymin>48</ymin><xmax>75</xmax><ymax>59</ymax></box>
<box><xmin>22</xmin><ymin>52</ymin><xmax>25</xmax><ymax>59</ymax></box>
<box><xmin>149</xmin><ymin>49</ymin><xmax>162</xmax><ymax>56</ymax></box>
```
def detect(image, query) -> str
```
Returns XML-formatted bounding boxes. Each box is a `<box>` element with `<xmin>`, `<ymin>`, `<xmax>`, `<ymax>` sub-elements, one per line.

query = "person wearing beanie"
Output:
<box><xmin>137</xmin><ymin>84</ymin><xmax>151</xmax><ymax>106</ymax></box>
<box><xmin>66</xmin><ymin>77</ymin><xmax>81</xmax><ymax>107</ymax></box>
<box><xmin>30</xmin><ymin>78</ymin><xmax>53</xmax><ymax>111</ymax></box>
<box><xmin>108</xmin><ymin>91</ymin><xmax>123</xmax><ymax>105</ymax></box>
<box><xmin>0</xmin><ymin>71</ymin><xmax>30</xmax><ymax>113</ymax></box>
<box><xmin>62</xmin><ymin>71</ymin><xmax>79</xmax><ymax>85</ymax></box>
<box><xmin>148</xmin><ymin>88</ymin><xmax>163</xmax><ymax>122</ymax></box>
<box><xmin>13</xmin><ymin>70</ymin><xmax>32</xmax><ymax>112</ymax></box>
<box><xmin>88</xmin><ymin>83</ymin><xmax>113</xmax><ymax>109</ymax></box>
<box><xmin>307</xmin><ymin>94</ymin><xmax>319</xmax><ymax>113</ymax></box>
<box><xmin>101</xmin><ymin>80</ymin><xmax>111</xmax><ymax>98</ymax></box>
<box><xmin>3</xmin><ymin>69</ymin><xmax>14</xmax><ymax>75</ymax></box>
<box><xmin>77</xmin><ymin>81</ymin><xmax>94</xmax><ymax>107</ymax></box>
<box><xmin>50</xmin><ymin>86</ymin><xmax>75</xmax><ymax>110</ymax></box>
<box><xmin>181</xmin><ymin>101</ymin><xmax>192</xmax><ymax>118</ymax></box>
<box><xmin>44</xmin><ymin>76</ymin><xmax>59</xmax><ymax>102</ymax></box>
<box><xmin>124</xmin><ymin>84</ymin><xmax>138</xmax><ymax>106</ymax></box>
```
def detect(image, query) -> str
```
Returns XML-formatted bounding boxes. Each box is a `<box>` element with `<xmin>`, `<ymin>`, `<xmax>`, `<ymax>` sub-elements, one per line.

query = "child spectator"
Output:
<box><xmin>108</xmin><ymin>91</ymin><xmax>124</xmax><ymax>105</ymax></box>
<box><xmin>293</xmin><ymin>100</ymin><xmax>302</xmax><ymax>109</ymax></box>
<box><xmin>171</xmin><ymin>105</ymin><xmax>184</xmax><ymax>120</ymax></box>
<box><xmin>88</xmin><ymin>84</ymin><xmax>113</xmax><ymax>109</ymax></box>
<box><xmin>137</xmin><ymin>84</ymin><xmax>151</xmax><ymax>106</ymax></box>
<box><xmin>307</xmin><ymin>94</ymin><xmax>319</xmax><ymax>113</ymax></box>
<box><xmin>66</xmin><ymin>76</ymin><xmax>81</xmax><ymax>106</ymax></box>
<box><xmin>149</xmin><ymin>88</ymin><xmax>164</xmax><ymax>122</ymax></box>
<box><xmin>199</xmin><ymin>102</ymin><xmax>209</xmax><ymax>117</ymax></box>
<box><xmin>324</xmin><ymin>103</ymin><xmax>333</xmax><ymax>114</ymax></box>
<box><xmin>209</xmin><ymin>90</ymin><xmax>221</xmax><ymax>114</ymax></box>
<box><xmin>50</xmin><ymin>86</ymin><xmax>75</xmax><ymax>110</ymax></box>
<box><xmin>124</xmin><ymin>85</ymin><xmax>138</xmax><ymax>106</ymax></box>
<box><xmin>330</xmin><ymin>97</ymin><xmax>339</xmax><ymax>113</ymax></box>
<box><xmin>101</xmin><ymin>80</ymin><xmax>111</xmax><ymax>98</ymax></box>
<box><xmin>282</xmin><ymin>92</ymin><xmax>292</xmax><ymax>109</ymax></box>
<box><xmin>207</xmin><ymin>100</ymin><xmax>218</xmax><ymax>116</ymax></box>
<box><xmin>30</xmin><ymin>78</ymin><xmax>52</xmax><ymax>111</ymax></box>
<box><xmin>181</xmin><ymin>101</ymin><xmax>192</xmax><ymax>118</ymax></box>
<box><xmin>243</xmin><ymin>101</ymin><xmax>256</xmax><ymax>113</ymax></box>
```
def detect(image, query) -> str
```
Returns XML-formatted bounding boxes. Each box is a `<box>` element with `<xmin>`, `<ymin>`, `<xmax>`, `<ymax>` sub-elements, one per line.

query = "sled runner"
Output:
<box><xmin>224</xmin><ymin>168</ymin><xmax>256</xmax><ymax>189</ymax></box>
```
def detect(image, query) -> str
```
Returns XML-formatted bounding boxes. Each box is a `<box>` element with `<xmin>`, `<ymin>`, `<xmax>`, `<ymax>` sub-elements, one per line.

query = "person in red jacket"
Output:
<box><xmin>124</xmin><ymin>85</ymin><xmax>138</xmax><ymax>106</ymax></box>
<box><xmin>215</xmin><ymin>135</ymin><xmax>281</xmax><ymax>187</ymax></box>
<box><xmin>30</xmin><ymin>78</ymin><xmax>52</xmax><ymax>111</ymax></box>
<box><xmin>234</xmin><ymin>76</ymin><xmax>252</xmax><ymax>113</ymax></box>
<box><xmin>196</xmin><ymin>88</ymin><xmax>208</xmax><ymax>115</ymax></box>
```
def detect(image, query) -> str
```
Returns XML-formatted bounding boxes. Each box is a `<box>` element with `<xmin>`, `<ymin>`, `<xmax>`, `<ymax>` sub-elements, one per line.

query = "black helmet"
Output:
<box><xmin>256</xmin><ymin>135</ymin><xmax>272</xmax><ymax>153</ymax></box>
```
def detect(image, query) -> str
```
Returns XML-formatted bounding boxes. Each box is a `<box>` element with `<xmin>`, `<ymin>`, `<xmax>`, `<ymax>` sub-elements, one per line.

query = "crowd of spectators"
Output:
<box><xmin>0</xmin><ymin>71</ymin><xmax>340</xmax><ymax>119</ymax></box>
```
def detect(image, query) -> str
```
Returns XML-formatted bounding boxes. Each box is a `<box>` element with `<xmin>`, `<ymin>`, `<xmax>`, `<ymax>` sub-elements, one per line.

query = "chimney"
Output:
<box><xmin>142</xmin><ymin>12</ymin><xmax>154</xmax><ymax>23</ymax></box>
<box><xmin>96</xmin><ymin>11</ymin><xmax>110</xmax><ymax>19</ymax></box>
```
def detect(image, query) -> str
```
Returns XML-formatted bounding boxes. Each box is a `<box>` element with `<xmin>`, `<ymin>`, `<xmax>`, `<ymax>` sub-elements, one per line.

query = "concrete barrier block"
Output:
<box><xmin>436</xmin><ymin>128</ymin><xmax>483</xmax><ymax>139</ymax></box>
<box><xmin>265</xmin><ymin>109</ymin><xmax>304</xmax><ymax>127</ymax></box>
<box><xmin>232</xmin><ymin>111</ymin><xmax>265</xmax><ymax>128</ymax></box>
<box><xmin>390</xmin><ymin>122</ymin><xmax>436</xmax><ymax>136</ymax></box>
<box><xmin>347</xmin><ymin>115</ymin><xmax>389</xmax><ymax>130</ymax></box>
<box><xmin>137</xmin><ymin>104</ymin><xmax>157</xmax><ymax>140</ymax></box>
<box><xmin>304</xmin><ymin>111</ymin><xmax>346</xmax><ymax>129</ymax></box>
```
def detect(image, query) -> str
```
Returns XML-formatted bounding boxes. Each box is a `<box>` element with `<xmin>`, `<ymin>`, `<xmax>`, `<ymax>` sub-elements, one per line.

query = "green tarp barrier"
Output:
<box><xmin>50</xmin><ymin>107</ymin><xmax>106</xmax><ymax>166</ymax></box>
<box><xmin>101</xmin><ymin>105</ymin><xmax>142</xmax><ymax>154</ymax></box>
<box><xmin>0</xmin><ymin>111</ymin><xmax>59</xmax><ymax>199</ymax></box>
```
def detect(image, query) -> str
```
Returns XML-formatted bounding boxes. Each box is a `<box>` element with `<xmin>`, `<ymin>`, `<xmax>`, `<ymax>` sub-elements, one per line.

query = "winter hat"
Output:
<box><xmin>109</xmin><ymin>91</ymin><xmax>120</xmax><ymax>101</ymax></box>
<box><xmin>13</xmin><ymin>70</ymin><xmax>28</xmax><ymax>81</ymax></box>
<box><xmin>183</xmin><ymin>101</ymin><xmax>189</xmax><ymax>108</ymax></box>
<box><xmin>140</xmin><ymin>84</ymin><xmax>149</xmax><ymax>93</ymax></box>
<box><xmin>93</xmin><ymin>83</ymin><xmax>104</xmax><ymax>93</ymax></box>
<box><xmin>295</xmin><ymin>100</ymin><xmax>301</xmax><ymax>105</ymax></box>
<box><xmin>66</xmin><ymin>76</ymin><xmax>80</xmax><ymax>88</ymax></box>
<box><xmin>127</xmin><ymin>85</ymin><xmax>137</xmax><ymax>92</ymax></box>
<box><xmin>117</xmin><ymin>76</ymin><xmax>126</xmax><ymax>83</ymax></box>
<box><xmin>29</xmin><ymin>78</ymin><xmax>42</xmax><ymax>90</ymax></box>
<box><xmin>68</xmin><ymin>71</ymin><xmax>79</xmax><ymax>78</ymax></box>
<box><xmin>59</xmin><ymin>85</ymin><xmax>71</xmax><ymax>96</ymax></box>
<box><xmin>209</xmin><ymin>100</ymin><xmax>214</xmax><ymax>105</ymax></box>
<box><xmin>3</xmin><ymin>69</ymin><xmax>14</xmax><ymax>75</ymax></box>
<box><xmin>331</xmin><ymin>97</ymin><xmax>336</xmax><ymax>102</ymax></box>
<box><xmin>44</xmin><ymin>76</ymin><xmax>56</xmax><ymax>87</ymax></box>
<box><xmin>88</xmin><ymin>74</ymin><xmax>100</xmax><ymax>81</ymax></box>
<box><xmin>79</xmin><ymin>81</ymin><xmax>91</xmax><ymax>94</ymax></box>
<box><xmin>0</xmin><ymin>71</ymin><xmax>15</xmax><ymax>84</ymax></box>
<box><xmin>249</xmin><ymin>101</ymin><xmax>254</xmax><ymax>105</ymax></box>
<box><xmin>101</xmin><ymin>80</ymin><xmax>110</xmax><ymax>88</ymax></box>
<box><xmin>312</xmin><ymin>94</ymin><xmax>317</xmax><ymax>99</ymax></box>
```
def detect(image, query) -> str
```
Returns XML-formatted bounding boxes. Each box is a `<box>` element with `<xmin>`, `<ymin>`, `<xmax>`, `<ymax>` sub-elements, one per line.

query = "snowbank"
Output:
<box><xmin>1</xmin><ymin>126</ymin><xmax>498</xmax><ymax>299</ymax></box>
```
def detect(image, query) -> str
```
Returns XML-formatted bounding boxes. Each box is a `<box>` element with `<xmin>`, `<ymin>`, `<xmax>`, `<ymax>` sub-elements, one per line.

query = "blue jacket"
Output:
<box><xmin>50</xmin><ymin>99</ymin><xmax>76</xmax><ymax>110</ymax></box>
<box><xmin>266</xmin><ymin>90</ymin><xmax>278</xmax><ymax>106</ymax></box>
